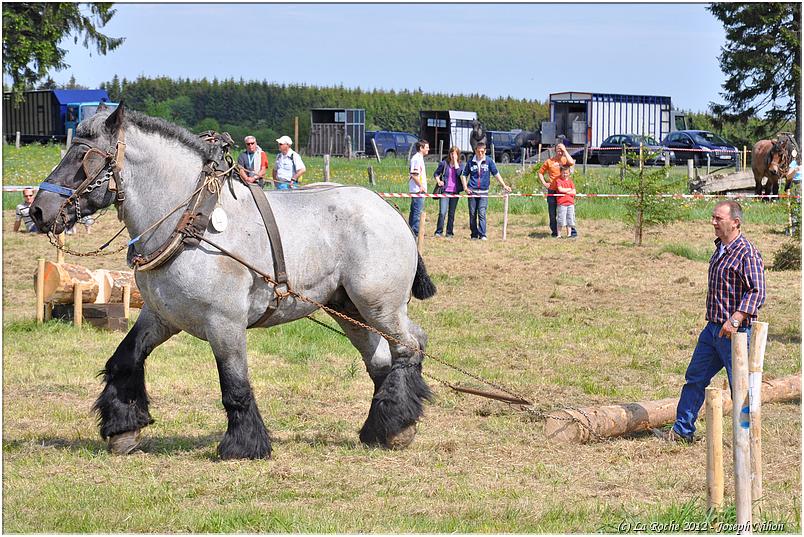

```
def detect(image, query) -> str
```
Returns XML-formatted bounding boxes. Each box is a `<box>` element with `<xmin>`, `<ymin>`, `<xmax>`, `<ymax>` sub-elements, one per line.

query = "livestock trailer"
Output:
<box><xmin>419</xmin><ymin>110</ymin><xmax>478</xmax><ymax>157</ymax></box>
<box><xmin>545</xmin><ymin>92</ymin><xmax>688</xmax><ymax>148</ymax></box>
<box><xmin>3</xmin><ymin>89</ymin><xmax>111</xmax><ymax>143</ymax></box>
<box><xmin>307</xmin><ymin>108</ymin><xmax>365</xmax><ymax>156</ymax></box>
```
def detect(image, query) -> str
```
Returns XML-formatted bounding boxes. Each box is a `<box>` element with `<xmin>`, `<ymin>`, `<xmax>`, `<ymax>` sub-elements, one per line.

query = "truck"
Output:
<box><xmin>419</xmin><ymin>110</ymin><xmax>478</xmax><ymax>158</ymax></box>
<box><xmin>2</xmin><ymin>89</ymin><xmax>118</xmax><ymax>143</ymax></box>
<box><xmin>544</xmin><ymin>91</ymin><xmax>688</xmax><ymax>149</ymax></box>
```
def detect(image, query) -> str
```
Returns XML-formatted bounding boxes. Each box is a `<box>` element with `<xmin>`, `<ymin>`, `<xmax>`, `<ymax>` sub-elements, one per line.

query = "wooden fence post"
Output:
<box><xmin>583</xmin><ymin>143</ymin><xmax>589</xmax><ymax>174</ymax></box>
<box><xmin>502</xmin><ymin>193</ymin><xmax>509</xmax><ymax>241</ymax></box>
<box><xmin>16</xmin><ymin>131</ymin><xmax>21</xmax><ymax>149</ymax></box>
<box><xmin>438</xmin><ymin>139</ymin><xmax>444</xmax><ymax>162</ymax></box>
<box><xmin>732</xmin><ymin>332</ymin><xmax>752</xmax><ymax>532</ymax></box>
<box><xmin>687</xmin><ymin>159</ymin><xmax>696</xmax><ymax>182</ymax></box>
<box><xmin>36</xmin><ymin>258</ymin><xmax>45</xmax><ymax>323</ymax></box>
<box><xmin>706</xmin><ymin>386</ymin><xmax>724</xmax><ymax>511</ymax></box>
<box><xmin>123</xmin><ymin>284</ymin><xmax>131</xmax><ymax>321</ymax></box>
<box><xmin>56</xmin><ymin>233</ymin><xmax>65</xmax><ymax>264</ymax></box>
<box><xmin>367</xmin><ymin>165</ymin><xmax>376</xmax><ymax>186</ymax></box>
<box><xmin>323</xmin><ymin>154</ymin><xmax>330</xmax><ymax>181</ymax></box>
<box><xmin>749</xmin><ymin>321</ymin><xmax>769</xmax><ymax>519</ymax></box>
<box><xmin>73</xmin><ymin>283</ymin><xmax>83</xmax><ymax>328</ymax></box>
<box><xmin>537</xmin><ymin>143</ymin><xmax>542</xmax><ymax>162</ymax></box>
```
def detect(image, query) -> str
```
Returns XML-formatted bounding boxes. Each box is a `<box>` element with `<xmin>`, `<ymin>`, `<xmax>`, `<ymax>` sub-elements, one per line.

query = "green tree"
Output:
<box><xmin>2</xmin><ymin>3</ymin><xmax>124</xmax><ymax>101</ymax></box>
<box><xmin>708</xmin><ymin>3</ymin><xmax>801</xmax><ymax>142</ymax></box>
<box><xmin>616</xmin><ymin>149</ymin><xmax>677</xmax><ymax>246</ymax></box>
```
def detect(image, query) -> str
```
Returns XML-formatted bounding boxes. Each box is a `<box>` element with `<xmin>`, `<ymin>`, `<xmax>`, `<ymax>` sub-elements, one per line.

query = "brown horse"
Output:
<box><xmin>752</xmin><ymin>138</ymin><xmax>791</xmax><ymax>198</ymax></box>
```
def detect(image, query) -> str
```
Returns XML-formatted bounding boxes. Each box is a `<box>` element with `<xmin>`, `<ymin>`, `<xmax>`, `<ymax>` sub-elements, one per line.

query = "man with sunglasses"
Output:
<box><xmin>238</xmin><ymin>136</ymin><xmax>269</xmax><ymax>187</ymax></box>
<box><xmin>14</xmin><ymin>188</ymin><xmax>38</xmax><ymax>232</ymax></box>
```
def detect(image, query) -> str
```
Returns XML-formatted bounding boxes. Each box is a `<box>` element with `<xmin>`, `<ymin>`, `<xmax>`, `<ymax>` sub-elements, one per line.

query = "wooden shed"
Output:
<box><xmin>307</xmin><ymin>108</ymin><xmax>365</xmax><ymax>156</ymax></box>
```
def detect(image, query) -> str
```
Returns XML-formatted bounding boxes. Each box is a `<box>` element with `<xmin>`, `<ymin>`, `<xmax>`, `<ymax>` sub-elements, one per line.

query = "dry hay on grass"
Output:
<box><xmin>2</xmin><ymin>208</ymin><xmax>801</xmax><ymax>532</ymax></box>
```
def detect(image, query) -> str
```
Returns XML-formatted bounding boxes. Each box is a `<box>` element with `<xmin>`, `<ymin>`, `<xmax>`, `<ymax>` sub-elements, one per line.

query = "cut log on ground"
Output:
<box><xmin>544</xmin><ymin>374</ymin><xmax>800</xmax><ymax>443</ymax></box>
<box><xmin>688</xmin><ymin>169</ymin><xmax>755</xmax><ymax>194</ymax></box>
<box><xmin>35</xmin><ymin>261</ymin><xmax>99</xmax><ymax>304</ymax></box>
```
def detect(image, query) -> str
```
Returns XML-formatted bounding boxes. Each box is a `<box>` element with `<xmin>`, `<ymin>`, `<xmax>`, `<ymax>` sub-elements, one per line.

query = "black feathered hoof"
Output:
<box><xmin>217</xmin><ymin>430</ymin><xmax>272</xmax><ymax>460</ymax></box>
<box><xmin>359</xmin><ymin>363</ymin><xmax>431</xmax><ymax>449</ymax></box>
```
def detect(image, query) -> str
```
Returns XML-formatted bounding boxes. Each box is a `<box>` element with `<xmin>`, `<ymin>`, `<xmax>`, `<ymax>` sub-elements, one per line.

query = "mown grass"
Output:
<box><xmin>2</xmin><ymin>147</ymin><xmax>800</xmax><ymax>533</ymax></box>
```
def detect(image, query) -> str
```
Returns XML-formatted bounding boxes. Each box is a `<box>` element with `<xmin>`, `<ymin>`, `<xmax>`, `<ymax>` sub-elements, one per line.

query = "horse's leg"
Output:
<box><xmin>93</xmin><ymin>306</ymin><xmax>178</xmax><ymax>454</ymax></box>
<box><xmin>207</xmin><ymin>326</ymin><xmax>271</xmax><ymax>460</ymax></box>
<box><xmin>330</xmin><ymin>298</ymin><xmax>432</xmax><ymax>449</ymax></box>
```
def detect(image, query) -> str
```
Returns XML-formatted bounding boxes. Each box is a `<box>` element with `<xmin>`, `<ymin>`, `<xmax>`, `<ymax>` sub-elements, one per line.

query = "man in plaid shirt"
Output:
<box><xmin>655</xmin><ymin>200</ymin><xmax>766</xmax><ymax>443</ymax></box>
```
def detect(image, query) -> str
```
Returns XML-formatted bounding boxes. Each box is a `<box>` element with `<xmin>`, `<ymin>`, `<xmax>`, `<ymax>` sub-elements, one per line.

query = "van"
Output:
<box><xmin>365</xmin><ymin>130</ymin><xmax>420</xmax><ymax>158</ymax></box>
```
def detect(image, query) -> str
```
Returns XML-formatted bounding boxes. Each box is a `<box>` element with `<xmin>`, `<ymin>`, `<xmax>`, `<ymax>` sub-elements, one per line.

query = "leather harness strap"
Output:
<box><xmin>245</xmin><ymin>182</ymin><xmax>290</xmax><ymax>328</ymax></box>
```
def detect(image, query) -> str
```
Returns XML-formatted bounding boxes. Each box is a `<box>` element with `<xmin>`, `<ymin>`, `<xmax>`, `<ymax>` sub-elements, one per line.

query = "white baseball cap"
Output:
<box><xmin>276</xmin><ymin>135</ymin><xmax>293</xmax><ymax>146</ymax></box>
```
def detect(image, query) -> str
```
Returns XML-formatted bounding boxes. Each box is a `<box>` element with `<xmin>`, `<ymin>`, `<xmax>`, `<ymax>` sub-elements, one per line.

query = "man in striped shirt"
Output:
<box><xmin>656</xmin><ymin>200</ymin><xmax>766</xmax><ymax>443</ymax></box>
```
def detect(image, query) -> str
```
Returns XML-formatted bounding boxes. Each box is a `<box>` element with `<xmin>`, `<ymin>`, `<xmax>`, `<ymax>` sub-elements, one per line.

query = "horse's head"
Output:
<box><xmin>766</xmin><ymin>140</ymin><xmax>784</xmax><ymax>177</ymax></box>
<box><xmin>30</xmin><ymin>104</ymin><xmax>127</xmax><ymax>234</ymax></box>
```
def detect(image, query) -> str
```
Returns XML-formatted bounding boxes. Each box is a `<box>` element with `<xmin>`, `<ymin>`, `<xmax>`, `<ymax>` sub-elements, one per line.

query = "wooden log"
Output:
<box><xmin>706</xmin><ymin>386</ymin><xmax>724</xmax><ymax>511</ymax></box>
<box><xmin>732</xmin><ymin>332</ymin><xmax>752</xmax><ymax>531</ymax></box>
<box><xmin>502</xmin><ymin>193</ymin><xmax>509</xmax><ymax>241</ymax></box>
<box><xmin>104</xmin><ymin>270</ymin><xmax>143</xmax><ymax>308</ymax></box>
<box><xmin>35</xmin><ymin>261</ymin><xmax>99</xmax><ymax>304</ymax></box>
<box><xmin>544</xmin><ymin>374</ymin><xmax>801</xmax><ymax>443</ymax></box>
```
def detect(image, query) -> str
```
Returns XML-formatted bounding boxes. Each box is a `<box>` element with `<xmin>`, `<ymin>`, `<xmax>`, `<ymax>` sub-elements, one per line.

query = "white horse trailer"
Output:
<box><xmin>419</xmin><ymin>110</ymin><xmax>477</xmax><ymax>157</ymax></box>
<box><xmin>545</xmin><ymin>92</ymin><xmax>688</xmax><ymax>148</ymax></box>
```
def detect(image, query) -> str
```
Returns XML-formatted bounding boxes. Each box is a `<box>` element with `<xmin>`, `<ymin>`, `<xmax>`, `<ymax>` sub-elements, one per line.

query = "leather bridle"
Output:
<box><xmin>38</xmin><ymin>125</ymin><xmax>127</xmax><ymax>231</ymax></box>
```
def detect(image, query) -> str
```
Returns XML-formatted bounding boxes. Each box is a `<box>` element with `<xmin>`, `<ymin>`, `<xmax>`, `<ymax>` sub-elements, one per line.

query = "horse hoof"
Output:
<box><xmin>385</xmin><ymin>424</ymin><xmax>417</xmax><ymax>450</ymax></box>
<box><xmin>108</xmin><ymin>430</ymin><xmax>141</xmax><ymax>455</ymax></box>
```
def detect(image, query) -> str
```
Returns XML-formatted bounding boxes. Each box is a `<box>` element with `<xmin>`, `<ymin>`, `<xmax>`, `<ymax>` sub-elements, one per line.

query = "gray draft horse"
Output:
<box><xmin>30</xmin><ymin>105</ymin><xmax>437</xmax><ymax>459</ymax></box>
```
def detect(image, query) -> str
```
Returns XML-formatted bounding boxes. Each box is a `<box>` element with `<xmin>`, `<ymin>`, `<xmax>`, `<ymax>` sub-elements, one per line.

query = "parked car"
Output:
<box><xmin>487</xmin><ymin>130</ymin><xmax>521</xmax><ymax>163</ymax></box>
<box><xmin>662</xmin><ymin>130</ymin><xmax>738</xmax><ymax>166</ymax></box>
<box><xmin>365</xmin><ymin>130</ymin><xmax>419</xmax><ymax>158</ymax></box>
<box><xmin>595</xmin><ymin>134</ymin><xmax>672</xmax><ymax>166</ymax></box>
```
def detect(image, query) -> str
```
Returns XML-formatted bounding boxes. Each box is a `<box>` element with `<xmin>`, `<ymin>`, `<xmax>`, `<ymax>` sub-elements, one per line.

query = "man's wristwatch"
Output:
<box><xmin>730</xmin><ymin>318</ymin><xmax>740</xmax><ymax>328</ymax></box>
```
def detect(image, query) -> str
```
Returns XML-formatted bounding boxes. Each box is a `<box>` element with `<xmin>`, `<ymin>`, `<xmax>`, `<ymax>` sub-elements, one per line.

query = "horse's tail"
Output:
<box><xmin>412</xmin><ymin>253</ymin><xmax>437</xmax><ymax>300</ymax></box>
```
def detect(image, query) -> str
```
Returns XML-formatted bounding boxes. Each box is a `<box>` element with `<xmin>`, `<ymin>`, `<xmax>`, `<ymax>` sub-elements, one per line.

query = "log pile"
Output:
<box><xmin>33</xmin><ymin>261</ymin><xmax>143</xmax><ymax>308</ymax></box>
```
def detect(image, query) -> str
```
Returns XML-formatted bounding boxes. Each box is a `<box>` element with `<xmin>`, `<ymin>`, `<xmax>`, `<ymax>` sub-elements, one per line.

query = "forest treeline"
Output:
<box><xmin>101</xmin><ymin>75</ymin><xmax>549</xmax><ymax>149</ymax></box>
<box><xmin>101</xmin><ymin>75</ymin><xmax>786</xmax><ymax>150</ymax></box>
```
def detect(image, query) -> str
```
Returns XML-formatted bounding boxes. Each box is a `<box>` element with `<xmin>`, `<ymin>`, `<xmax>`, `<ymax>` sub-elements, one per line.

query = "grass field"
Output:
<box><xmin>2</xmin><ymin>143</ymin><xmax>801</xmax><ymax>532</ymax></box>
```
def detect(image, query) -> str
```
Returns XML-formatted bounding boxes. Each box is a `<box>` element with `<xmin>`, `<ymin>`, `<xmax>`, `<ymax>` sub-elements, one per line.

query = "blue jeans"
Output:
<box><xmin>275</xmin><ymin>181</ymin><xmax>296</xmax><ymax>190</ymax></box>
<box><xmin>435</xmin><ymin>196</ymin><xmax>459</xmax><ymax>235</ymax></box>
<box><xmin>408</xmin><ymin>197</ymin><xmax>424</xmax><ymax>235</ymax></box>
<box><xmin>547</xmin><ymin>189</ymin><xmax>558</xmax><ymax>236</ymax></box>
<box><xmin>673</xmin><ymin>321</ymin><xmax>751</xmax><ymax>438</ymax></box>
<box><xmin>468</xmin><ymin>195</ymin><xmax>488</xmax><ymax>238</ymax></box>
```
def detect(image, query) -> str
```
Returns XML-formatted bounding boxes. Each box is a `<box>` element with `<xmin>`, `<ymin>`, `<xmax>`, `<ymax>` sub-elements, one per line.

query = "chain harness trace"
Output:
<box><xmin>42</xmin><ymin>126</ymin><xmax>604</xmax><ymax>443</ymax></box>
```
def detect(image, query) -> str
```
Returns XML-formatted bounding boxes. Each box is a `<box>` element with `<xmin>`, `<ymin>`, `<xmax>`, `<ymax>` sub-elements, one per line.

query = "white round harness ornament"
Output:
<box><xmin>210</xmin><ymin>206</ymin><xmax>228</xmax><ymax>232</ymax></box>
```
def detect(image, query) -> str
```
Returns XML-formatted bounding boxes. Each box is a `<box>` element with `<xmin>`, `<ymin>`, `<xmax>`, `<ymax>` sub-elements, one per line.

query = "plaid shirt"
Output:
<box><xmin>706</xmin><ymin>234</ymin><xmax>766</xmax><ymax>327</ymax></box>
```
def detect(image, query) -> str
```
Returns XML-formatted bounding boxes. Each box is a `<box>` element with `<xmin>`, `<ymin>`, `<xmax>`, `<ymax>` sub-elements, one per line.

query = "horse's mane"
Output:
<box><xmin>78</xmin><ymin>109</ymin><xmax>214</xmax><ymax>160</ymax></box>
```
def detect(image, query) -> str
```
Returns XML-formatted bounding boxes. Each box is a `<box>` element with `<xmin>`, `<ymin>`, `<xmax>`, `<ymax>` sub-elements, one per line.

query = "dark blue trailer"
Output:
<box><xmin>3</xmin><ymin>89</ymin><xmax>111</xmax><ymax>142</ymax></box>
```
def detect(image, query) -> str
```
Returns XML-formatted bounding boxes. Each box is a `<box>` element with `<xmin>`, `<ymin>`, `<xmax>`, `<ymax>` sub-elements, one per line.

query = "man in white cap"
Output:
<box><xmin>272</xmin><ymin>135</ymin><xmax>306</xmax><ymax>190</ymax></box>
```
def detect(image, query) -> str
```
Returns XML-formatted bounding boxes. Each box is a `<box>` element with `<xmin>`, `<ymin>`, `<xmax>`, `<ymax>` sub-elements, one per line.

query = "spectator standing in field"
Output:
<box><xmin>555</xmin><ymin>165</ymin><xmax>577</xmax><ymax>238</ymax></box>
<box><xmin>433</xmin><ymin>145</ymin><xmax>464</xmax><ymax>237</ymax></box>
<box><xmin>408</xmin><ymin>139</ymin><xmax>429</xmax><ymax>235</ymax></box>
<box><xmin>539</xmin><ymin>143</ymin><xmax>576</xmax><ymax>237</ymax></box>
<box><xmin>14</xmin><ymin>188</ymin><xmax>38</xmax><ymax>232</ymax></box>
<box><xmin>461</xmin><ymin>142</ymin><xmax>512</xmax><ymax>240</ymax></box>
<box><xmin>273</xmin><ymin>135</ymin><xmax>306</xmax><ymax>190</ymax></box>
<box><xmin>238</xmin><ymin>136</ymin><xmax>269</xmax><ymax>187</ymax></box>
<box><xmin>654</xmin><ymin>200</ymin><xmax>766</xmax><ymax>443</ymax></box>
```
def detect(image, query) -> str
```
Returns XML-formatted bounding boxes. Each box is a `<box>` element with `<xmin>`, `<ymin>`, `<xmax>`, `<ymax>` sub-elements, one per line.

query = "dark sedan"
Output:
<box><xmin>663</xmin><ymin>130</ymin><xmax>738</xmax><ymax>166</ymax></box>
<box><xmin>596</xmin><ymin>134</ymin><xmax>672</xmax><ymax>166</ymax></box>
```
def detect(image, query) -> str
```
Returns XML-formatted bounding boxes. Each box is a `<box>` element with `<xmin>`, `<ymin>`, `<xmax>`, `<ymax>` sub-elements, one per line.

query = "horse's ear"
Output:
<box><xmin>105</xmin><ymin>101</ymin><xmax>125</xmax><ymax>133</ymax></box>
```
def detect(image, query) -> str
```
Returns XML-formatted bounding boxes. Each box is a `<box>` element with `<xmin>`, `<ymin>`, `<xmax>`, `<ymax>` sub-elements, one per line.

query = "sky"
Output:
<box><xmin>42</xmin><ymin>2</ymin><xmax>728</xmax><ymax>113</ymax></box>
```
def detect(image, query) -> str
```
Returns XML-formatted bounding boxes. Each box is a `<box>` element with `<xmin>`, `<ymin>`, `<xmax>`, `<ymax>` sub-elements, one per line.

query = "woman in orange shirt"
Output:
<box><xmin>538</xmin><ymin>143</ymin><xmax>575</xmax><ymax>237</ymax></box>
